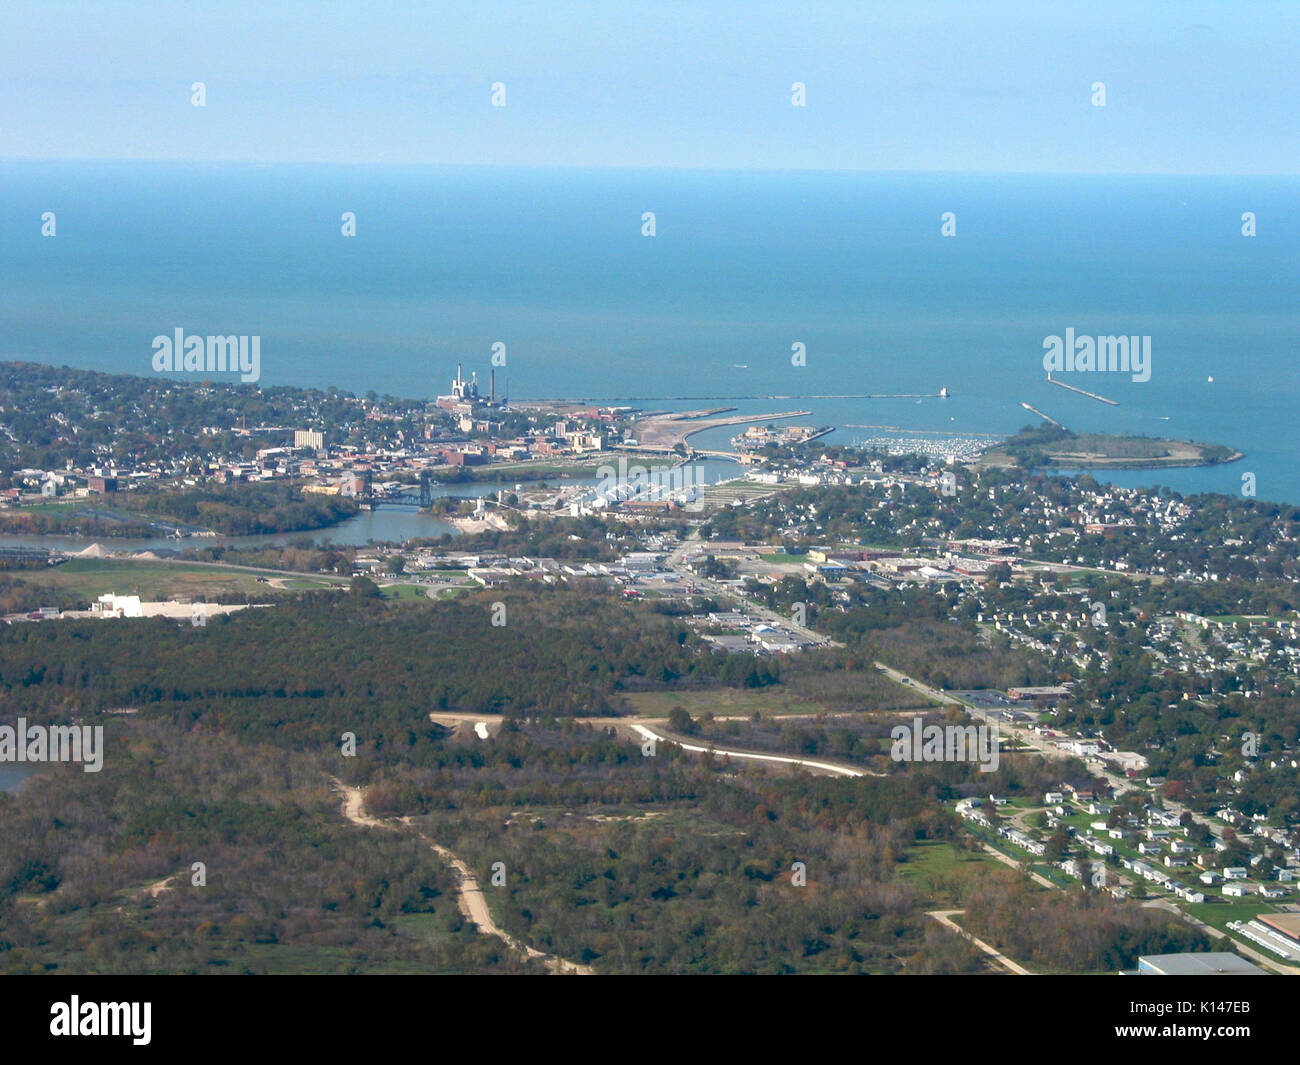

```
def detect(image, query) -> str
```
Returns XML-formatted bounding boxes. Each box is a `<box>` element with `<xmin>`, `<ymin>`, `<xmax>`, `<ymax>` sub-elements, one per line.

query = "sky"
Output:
<box><xmin>0</xmin><ymin>1</ymin><xmax>1296</xmax><ymax>174</ymax></box>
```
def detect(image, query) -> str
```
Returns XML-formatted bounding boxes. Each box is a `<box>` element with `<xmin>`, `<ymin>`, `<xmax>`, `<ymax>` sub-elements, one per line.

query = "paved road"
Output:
<box><xmin>872</xmin><ymin>662</ymin><xmax>959</xmax><ymax>707</ymax></box>
<box><xmin>665</xmin><ymin>533</ymin><xmax>836</xmax><ymax>646</ymax></box>
<box><xmin>977</xmin><ymin>842</ymin><xmax>1058</xmax><ymax>890</ymax></box>
<box><xmin>627</xmin><ymin>722</ymin><xmax>877</xmax><ymax>778</ymax></box>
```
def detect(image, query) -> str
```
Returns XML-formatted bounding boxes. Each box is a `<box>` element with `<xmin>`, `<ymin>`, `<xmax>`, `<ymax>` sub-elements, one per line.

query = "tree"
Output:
<box><xmin>349</xmin><ymin>575</ymin><xmax>383</xmax><ymax>598</ymax></box>
<box><xmin>667</xmin><ymin>707</ymin><xmax>698</xmax><ymax>736</ymax></box>
<box><xmin>1043</xmin><ymin>825</ymin><xmax>1070</xmax><ymax>864</ymax></box>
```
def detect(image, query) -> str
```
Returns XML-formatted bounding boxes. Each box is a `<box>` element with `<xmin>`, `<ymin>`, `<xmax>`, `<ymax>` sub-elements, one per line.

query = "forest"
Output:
<box><xmin>0</xmin><ymin>582</ymin><xmax>1223</xmax><ymax>973</ymax></box>
<box><xmin>0</xmin><ymin>718</ymin><xmax>542</xmax><ymax>974</ymax></box>
<box><xmin>121</xmin><ymin>482</ymin><xmax>359</xmax><ymax>536</ymax></box>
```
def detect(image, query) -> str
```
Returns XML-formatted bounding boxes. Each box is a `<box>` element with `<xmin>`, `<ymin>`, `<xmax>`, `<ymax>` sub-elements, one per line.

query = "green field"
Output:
<box><xmin>20</xmin><ymin>558</ymin><xmax>343</xmax><ymax>603</ymax></box>
<box><xmin>898</xmin><ymin>841</ymin><xmax>999</xmax><ymax>904</ymax></box>
<box><xmin>379</xmin><ymin>583</ymin><xmax>431</xmax><ymax>601</ymax></box>
<box><xmin>1184</xmin><ymin>899</ymin><xmax>1287</xmax><ymax>936</ymax></box>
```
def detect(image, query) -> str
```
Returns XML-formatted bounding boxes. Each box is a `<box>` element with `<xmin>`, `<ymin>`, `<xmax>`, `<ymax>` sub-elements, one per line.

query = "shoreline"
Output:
<box><xmin>1038</xmin><ymin>449</ymin><xmax>1245</xmax><ymax>471</ymax></box>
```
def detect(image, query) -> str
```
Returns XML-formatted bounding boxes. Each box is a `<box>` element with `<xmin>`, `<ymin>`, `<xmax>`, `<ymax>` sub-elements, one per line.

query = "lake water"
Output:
<box><xmin>1</xmin><ymin>163</ymin><xmax>1295</xmax><ymax>505</ymax></box>
<box><xmin>0</xmin><ymin>762</ymin><xmax>37</xmax><ymax>794</ymax></box>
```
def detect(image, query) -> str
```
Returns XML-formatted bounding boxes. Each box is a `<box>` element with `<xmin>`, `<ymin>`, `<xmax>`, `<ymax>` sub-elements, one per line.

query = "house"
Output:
<box><xmin>1044</xmin><ymin>791</ymin><xmax>1065</xmax><ymax>805</ymax></box>
<box><xmin>1223</xmin><ymin>883</ymin><xmax>1249</xmax><ymax>897</ymax></box>
<box><xmin>1200</xmin><ymin>871</ymin><xmax>1220</xmax><ymax>886</ymax></box>
<box><xmin>1223</xmin><ymin>867</ymin><xmax>1249</xmax><ymax>880</ymax></box>
<box><xmin>1164</xmin><ymin>854</ymin><xmax>1190</xmax><ymax>868</ymax></box>
<box><xmin>1258</xmin><ymin>885</ymin><xmax>1285</xmax><ymax>899</ymax></box>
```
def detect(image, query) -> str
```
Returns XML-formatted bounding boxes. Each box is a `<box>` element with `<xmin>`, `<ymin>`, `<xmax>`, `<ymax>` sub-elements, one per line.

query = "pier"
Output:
<box><xmin>1020</xmin><ymin>401</ymin><xmax>1067</xmax><ymax>429</ymax></box>
<box><xmin>1046</xmin><ymin>374</ymin><xmax>1118</xmax><ymax>406</ymax></box>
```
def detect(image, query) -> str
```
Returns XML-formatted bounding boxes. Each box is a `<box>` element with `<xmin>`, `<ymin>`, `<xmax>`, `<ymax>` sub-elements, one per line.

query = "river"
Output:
<box><xmin>0</xmin><ymin>459</ymin><xmax>741</xmax><ymax>553</ymax></box>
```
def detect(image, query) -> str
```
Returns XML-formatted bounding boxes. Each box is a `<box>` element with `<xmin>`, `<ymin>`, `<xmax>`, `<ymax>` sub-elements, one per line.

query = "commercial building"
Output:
<box><xmin>1135</xmin><ymin>953</ymin><xmax>1265</xmax><ymax>975</ymax></box>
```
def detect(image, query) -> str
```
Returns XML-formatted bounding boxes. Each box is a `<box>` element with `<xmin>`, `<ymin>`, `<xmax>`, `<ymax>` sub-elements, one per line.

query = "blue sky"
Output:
<box><xmin>0</xmin><ymin>1</ymin><xmax>1295</xmax><ymax>173</ymax></box>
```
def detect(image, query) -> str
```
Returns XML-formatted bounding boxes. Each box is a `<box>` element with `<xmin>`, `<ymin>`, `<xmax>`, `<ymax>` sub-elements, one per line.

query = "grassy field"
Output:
<box><xmin>379</xmin><ymin>583</ymin><xmax>431</xmax><ymax>601</ymax></box>
<box><xmin>898</xmin><ymin>840</ymin><xmax>999</xmax><ymax>904</ymax></box>
<box><xmin>431</xmin><ymin>586</ymin><xmax>471</xmax><ymax>599</ymax></box>
<box><xmin>19</xmin><ymin>558</ymin><xmax>339</xmax><ymax>603</ymax></box>
<box><xmin>278</xmin><ymin>576</ymin><xmax>347</xmax><ymax>590</ymax></box>
<box><xmin>10</xmin><ymin>501</ymin><xmax>81</xmax><ymax>515</ymax></box>
<box><xmin>1184</xmin><ymin>899</ymin><xmax>1286</xmax><ymax>936</ymax></box>
<box><xmin>620</xmin><ymin>686</ymin><xmax>832</xmax><ymax>719</ymax></box>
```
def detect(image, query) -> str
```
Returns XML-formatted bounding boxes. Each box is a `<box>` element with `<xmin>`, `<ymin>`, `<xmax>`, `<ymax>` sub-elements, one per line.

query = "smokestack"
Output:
<box><xmin>490</xmin><ymin>368</ymin><xmax>495</xmax><ymax>405</ymax></box>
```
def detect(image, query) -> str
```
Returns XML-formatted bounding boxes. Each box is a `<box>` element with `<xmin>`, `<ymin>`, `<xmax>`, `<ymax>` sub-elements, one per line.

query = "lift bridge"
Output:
<box><xmin>359</xmin><ymin>469</ymin><xmax>436</xmax><ymax>509</ymax></box>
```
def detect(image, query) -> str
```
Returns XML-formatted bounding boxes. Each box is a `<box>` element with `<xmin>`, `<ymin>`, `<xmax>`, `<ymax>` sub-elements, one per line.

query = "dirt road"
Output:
<box><xmin>927</xmin><ymin>910</ymin><xmax>1033</xmax><ymax>974</ymax></box>
<box><xmin>331</xmin><ymin>779</ymin><xmax>591</xmax><ymax>975</ymax></box>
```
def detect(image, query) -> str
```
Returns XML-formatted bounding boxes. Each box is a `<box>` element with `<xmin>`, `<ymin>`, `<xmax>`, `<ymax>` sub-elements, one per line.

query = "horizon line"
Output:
<box><xmin>0</xmin><ymin>157</ymin><xmax>1295</xmax><ymax>180</ymax></box>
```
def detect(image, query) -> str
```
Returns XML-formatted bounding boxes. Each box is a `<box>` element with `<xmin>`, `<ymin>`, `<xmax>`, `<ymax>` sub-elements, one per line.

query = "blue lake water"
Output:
<box><xmin>1</xmin><ymin>162</ymin><xmax>1296</xmax><ymax>504</ymax></box>
<box><xmin>0</xmin><ymin>762</ymin><xmax>37</xmax><ymax>794</ymax></box>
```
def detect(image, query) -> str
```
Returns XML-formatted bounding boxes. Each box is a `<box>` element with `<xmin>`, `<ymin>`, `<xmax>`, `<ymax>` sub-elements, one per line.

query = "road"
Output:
<box><xmin>977</xmin><ymin>842</ymin><xmax>1059</xmax><ymax>890</ymax></box>
<box><xmin>627</xmin><ymin>722</ymin><xmax>878</xmax><ymax>778</ymax></box>
<box><xmin>429</xmin><ymin>712</ymin><xmax>882</xmax><ymax>778</ymax></box>
<box><xmin>332</xmin><ymin>779</ymin><xmax>591</xmax><ymax>974</ymax></box>
<box><xmin>665</xmin><ymin>532</ymin><xmax>835</xmax><ymax>647</ymax></box>
<box><xmin>927</xmin><ymin>910</ymin><xmax>1033</xmax><ymax>974</ymax></box>
<box><xmin>872</xmin><ymin>662</ymin><xmax>959</xmax><ymax>707</ymax></box>
<box><xmin>399</xmin><ymin>819</ymin><xmax>593</xmax><ymax>975</ymax></box>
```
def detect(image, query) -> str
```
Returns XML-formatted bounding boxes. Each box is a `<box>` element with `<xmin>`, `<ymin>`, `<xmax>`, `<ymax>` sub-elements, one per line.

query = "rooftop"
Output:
<box><xmin>1136</xmin><ymin>953</ymin><xmax>1266</xmax><ymax>976</ymax></box>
